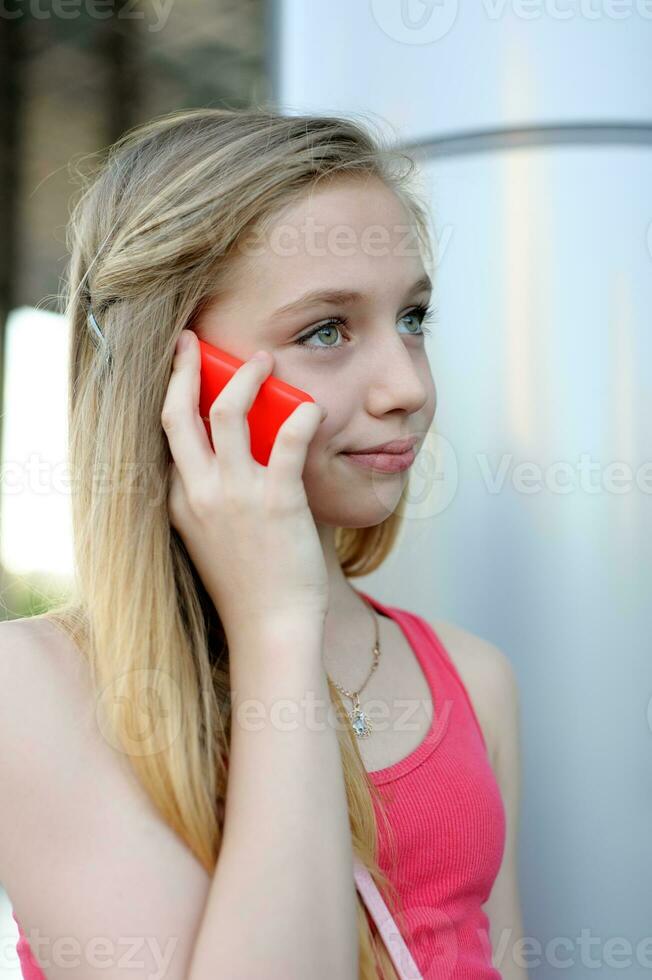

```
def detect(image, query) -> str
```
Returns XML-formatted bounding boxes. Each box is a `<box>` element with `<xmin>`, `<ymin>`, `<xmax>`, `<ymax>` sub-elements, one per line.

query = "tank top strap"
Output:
<box><xmin>402</xmin><ymin>609</ymin><xmax>488</xmax><ymax>753</ymax></box>
<box><xmin>356</xmin><ymin>590</ymin><xmax>488</xmax><ymax>754</ymax></box>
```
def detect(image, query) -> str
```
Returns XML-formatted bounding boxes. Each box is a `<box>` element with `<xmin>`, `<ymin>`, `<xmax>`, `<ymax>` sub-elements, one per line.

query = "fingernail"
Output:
<box><xmin>251</xmin><ymin>350</ymin><xmax>268</xmax><ymax>362</ymax></box>
<box><xmin>177</xmin><ymin>331</ymin><xmax>191</xmax><ymax>353</ymax></box>
<box><xmin>320</xmin><ymin>404</ymin><xmax>328</xmax><ymax>420</ymax></box>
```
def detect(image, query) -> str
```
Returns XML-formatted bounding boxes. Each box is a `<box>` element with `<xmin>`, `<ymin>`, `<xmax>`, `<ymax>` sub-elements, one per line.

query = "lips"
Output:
<box><xmin>345</xmin><ymin>436</ymin><xmax>418</xmax><ymax>455</ymax></box>
<box><xmin>342</xmin><ymin>448</ymin><xmax>416</xmax><ymax>473</ymax></box>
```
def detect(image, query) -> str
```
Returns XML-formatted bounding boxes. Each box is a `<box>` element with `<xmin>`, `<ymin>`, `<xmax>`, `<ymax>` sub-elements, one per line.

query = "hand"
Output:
<box><xmin>161</xmin><ymin>330</ymin><xmax>330</xmax><ymax>641</ymax></box>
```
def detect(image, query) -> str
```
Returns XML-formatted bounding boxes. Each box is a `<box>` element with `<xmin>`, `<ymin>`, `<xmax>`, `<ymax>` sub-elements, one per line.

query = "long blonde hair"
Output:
<box><xmin>41</xmin><ymin>106</ymin><xmax>434</xmax><ymax>979</ymax></box>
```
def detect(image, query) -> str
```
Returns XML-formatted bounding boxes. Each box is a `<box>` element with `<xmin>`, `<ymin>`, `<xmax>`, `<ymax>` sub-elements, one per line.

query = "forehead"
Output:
<box><xmin>227</xmin><ymin>176</ymin><xmax>427</xmax><ymax>299</ymax></box>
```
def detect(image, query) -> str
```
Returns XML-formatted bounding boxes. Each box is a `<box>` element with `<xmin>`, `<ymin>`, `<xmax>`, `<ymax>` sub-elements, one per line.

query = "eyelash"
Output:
<box><xmin>293</xmin><ymin>302</ymin><xmax>439</xmax><ymax>353</ymax></box>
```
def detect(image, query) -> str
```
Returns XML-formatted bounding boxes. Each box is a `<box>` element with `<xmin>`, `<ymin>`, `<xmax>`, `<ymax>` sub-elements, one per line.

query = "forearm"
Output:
<box><xmin>187</xmin><ymin>615</ymin><xmax>359</xmax><ymax>980</ymax></box>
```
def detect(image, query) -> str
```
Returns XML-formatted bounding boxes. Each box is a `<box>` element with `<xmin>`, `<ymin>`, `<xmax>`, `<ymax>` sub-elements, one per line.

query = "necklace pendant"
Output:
<box><xmin>349</xmin><ymin>700</ymin><xmax>373</xmax><ymax>739</ymax></box>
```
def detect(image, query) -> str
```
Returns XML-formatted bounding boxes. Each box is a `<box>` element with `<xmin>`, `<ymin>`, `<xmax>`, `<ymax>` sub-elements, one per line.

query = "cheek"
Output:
<box><xmin>422</xmin><ymin>367</ymin><xmax>437</xmax><ymax>423</ymax></box>
<box><xmin>429</xmin><ymin>377</ymin><xmax>437</xmax><ymax>419</ymax></box>
<box><xmin>300</xmin><ymin>405</ymin><xmax>347</xmax><ymax>496</ymax></box>
<box><xmin>306</xmin><ymin>387</ymin><xmax>352</xmax><ymax>442</ymax></box>
<box><xmin>300</xmin><ymin>445</ymin><xmax>340</xmax><ymax>518</ymax></box>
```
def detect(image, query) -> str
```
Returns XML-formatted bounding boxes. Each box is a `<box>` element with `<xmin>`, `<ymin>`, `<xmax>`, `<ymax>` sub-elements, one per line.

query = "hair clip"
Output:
<box><xmin>87</xmin><ymin>308</ymin><xmax>112</xmax><ymax>363</ymax></box>
<box><xmin>87</xmin><ymin>308</ymin><xmax>105</xmax><ymax>344</ymax></box>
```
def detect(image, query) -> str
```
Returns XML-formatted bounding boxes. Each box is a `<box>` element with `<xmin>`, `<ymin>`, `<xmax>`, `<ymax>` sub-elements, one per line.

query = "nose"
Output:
<box><xmin>362</xmin><ymin>331</ymin><xmax>431</xmax><ymax>418</ymax></box>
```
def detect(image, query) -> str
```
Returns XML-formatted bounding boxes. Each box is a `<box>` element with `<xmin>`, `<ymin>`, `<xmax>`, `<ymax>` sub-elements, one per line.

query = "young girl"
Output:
<box><xmin>0</xmin><ymin>107</ymin><xmax>525</xmax><ymax>979</ymax></box>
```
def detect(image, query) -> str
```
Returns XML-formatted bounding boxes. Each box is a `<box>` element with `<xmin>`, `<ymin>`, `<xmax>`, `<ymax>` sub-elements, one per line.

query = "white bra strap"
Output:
<box><xmin>352</xmin><ymin>855</ymin><xmax>423</xmax><ymax>979</ymax></box>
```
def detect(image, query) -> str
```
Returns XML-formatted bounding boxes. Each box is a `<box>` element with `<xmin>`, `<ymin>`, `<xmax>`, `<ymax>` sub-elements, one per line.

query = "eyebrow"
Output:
<box><xmin>268</xmin><ymin>274</ymin><xmax>433</xmax><ymax>322</ymax></box>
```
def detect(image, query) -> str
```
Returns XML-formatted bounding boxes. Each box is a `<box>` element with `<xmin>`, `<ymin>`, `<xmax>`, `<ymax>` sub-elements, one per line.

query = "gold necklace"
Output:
<box><xmin>326</xmin><ymin>597</ymin><xmax>381</xmax><ymax>739</ymax></box>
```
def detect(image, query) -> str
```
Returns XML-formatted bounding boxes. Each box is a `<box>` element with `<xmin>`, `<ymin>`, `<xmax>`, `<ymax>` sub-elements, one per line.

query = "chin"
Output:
<box><xmin>307</xmin><ymin>485</ymin><xmax>406</xmax><ymax>527</ymax></box>
<box><xmin>303</xmin><ymin>453</ymin><xmax>409</xmax><ymax>525</ymax></box>
<box><xmin>312</xmin><ymin>508</ymin><xmax>396</xmax><ymax>530</ymax></box>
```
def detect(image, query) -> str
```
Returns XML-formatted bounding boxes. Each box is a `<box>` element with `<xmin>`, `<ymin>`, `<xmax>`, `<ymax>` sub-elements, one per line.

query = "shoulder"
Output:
<box><xmin>0</xmin><ymin>614</ymin><xmax>95</xmax><ymax>792</ymax></box>
<box><xmin>0</xmin><ymin>617</ymin><xmax>209</xmax><ymax>978</ymax></box>
<box><xmin>0</xmin><ymin>614</ymin><xmax>89</xmax><ymax>718</ymax></box>
<box><xmin>0</xmin><ymin>613</ymin><xmax>71</xmax><ymax>678</ymax></box>
<box><xmin>430</xmin><ymin>618</ymin><xmax>519</xmax><ymax>702</ymax></box>
<box><xmin>0</xmin><ymin>615</ymin><xmax>91</xmax><ymax>876</ymax></box>
<box><xmin>428</xmin><ymin>617</ymin><xmax>520</xmax><ymax>771</ymax></box>
<box><xmin>0</xmin><ymin>613</ymin><xmax>124</xmax><ymax>838</ymax></box>
<box><xmin>0</xmin><ymin>612</ymin><xmax>83</xmax><ymax>659</ymax></box>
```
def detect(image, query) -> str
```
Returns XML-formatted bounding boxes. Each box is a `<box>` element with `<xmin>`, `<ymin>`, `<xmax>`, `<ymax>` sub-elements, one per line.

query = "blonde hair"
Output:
<box><xmin>41</xmin><ymin>106</ymin><xmax>434</xmax><ymax>979</ymax></box>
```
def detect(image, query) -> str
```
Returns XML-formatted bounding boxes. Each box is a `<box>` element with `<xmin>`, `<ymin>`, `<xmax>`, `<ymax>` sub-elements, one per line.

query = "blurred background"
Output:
<box><xmin>0</xmin><ymin>1</ymin><xmax>650</xmax><ymax>978</ymax></box>
<box><xmin>0</xmin><ymin>0</ymin><xmax>268</xmax><ymax>618</ymax></box>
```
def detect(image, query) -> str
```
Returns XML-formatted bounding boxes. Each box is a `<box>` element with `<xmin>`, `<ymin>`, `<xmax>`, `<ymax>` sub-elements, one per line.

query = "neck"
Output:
<box><xmin>318</xmin><ymin>522</ymin><xmax>366</xmax><ymax>618</ymax></box>
<box><xmin>317</xmin><ymin>523</ymin><xmax>382</xmax><ymax>680</ymax></box>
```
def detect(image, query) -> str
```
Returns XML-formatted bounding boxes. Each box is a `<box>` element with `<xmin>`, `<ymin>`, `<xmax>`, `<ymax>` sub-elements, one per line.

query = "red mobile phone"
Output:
<box><xmin>197</xmin><ymin>338</ymin><xmax>317</xmax><ymax>466</ymax></box>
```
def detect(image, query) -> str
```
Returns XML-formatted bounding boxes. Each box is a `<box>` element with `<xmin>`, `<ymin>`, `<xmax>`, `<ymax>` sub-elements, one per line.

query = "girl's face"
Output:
<box><xmin>194</xmin><ymin>176</ymin><xmax>437</xmax><ymax>528</ymax></box>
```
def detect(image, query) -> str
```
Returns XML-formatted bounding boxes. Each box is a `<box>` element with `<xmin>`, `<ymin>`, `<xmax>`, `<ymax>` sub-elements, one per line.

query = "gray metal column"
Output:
<box><xmin>272</xmin><ymin>4</ymin><xmax>652</xmax><ymax>977</ymax></box>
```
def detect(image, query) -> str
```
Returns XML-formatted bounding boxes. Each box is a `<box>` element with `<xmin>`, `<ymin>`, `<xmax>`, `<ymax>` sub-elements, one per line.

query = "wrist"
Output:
<box><xmin>226</xmin><ymin>614</ymin><xmax>329</xmax><ymax>710</ymax></box>
<box><xmin>224</xmin><ymin>611</ymin><xmax>325</xmax><ymax>656</ymax></box>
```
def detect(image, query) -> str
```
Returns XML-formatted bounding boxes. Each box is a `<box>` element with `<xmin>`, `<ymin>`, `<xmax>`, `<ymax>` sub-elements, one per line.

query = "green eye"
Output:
<box><xmin>294</xmin><ymin>303</ymin><xmax>438</xmax><ymax>353</ymax></box>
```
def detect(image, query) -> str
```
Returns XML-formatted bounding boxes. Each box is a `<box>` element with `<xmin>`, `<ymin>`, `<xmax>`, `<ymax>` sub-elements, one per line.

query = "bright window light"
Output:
<box><xmin>1</xmin><ymin>306</ymin><xmax>73</xmax><ymax>577</ymax></box>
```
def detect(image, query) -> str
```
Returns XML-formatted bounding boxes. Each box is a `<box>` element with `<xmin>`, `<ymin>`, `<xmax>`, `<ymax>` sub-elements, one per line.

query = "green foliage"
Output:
<box><xmin>0</xmin><ymin>568</ymin><xmax>73</xmax><ymax>622</ymax></box>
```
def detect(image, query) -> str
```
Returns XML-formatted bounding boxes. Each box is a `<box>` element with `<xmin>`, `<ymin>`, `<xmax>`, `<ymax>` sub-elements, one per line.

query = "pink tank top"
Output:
<box><xmin>355</xmin><ymin>590</ymin><xmax>506</xmax><ymax>979</ymax></box>
<box><xmin>11</xmin><ymin>911</ymin><xmax>43</xmax><ymax>980</ymax></box>
<box><xmin>11</xmin><ymin>593</ymin><xmax>506</xmax><ymax>980</ymax></box>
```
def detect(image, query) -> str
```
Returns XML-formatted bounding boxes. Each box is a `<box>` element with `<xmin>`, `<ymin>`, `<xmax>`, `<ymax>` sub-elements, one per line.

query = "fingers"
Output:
<box><xmin>160</xmin><ymin>329</ymin><xmax>214</xmax><ymax>484</ymax></box>
<box><xmin>267</xmin><ymin>399</ymin><xmax>327</xmax><ymax>483</ymax></box>
<box><xmin>161</xmin><ymin>331</ymin><xmax>325</xmax><ymax>495</ymax></box>
<box><xmin>207</xmin><ymin>348</ymin><xmax>274</xmax><ymax>470</ymax></box>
